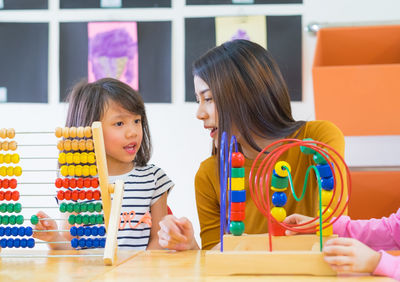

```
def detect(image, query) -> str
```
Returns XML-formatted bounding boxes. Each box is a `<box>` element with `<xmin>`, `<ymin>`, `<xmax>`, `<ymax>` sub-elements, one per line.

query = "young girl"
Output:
<box><xmin>158</xmin><ymin>39</ymin><xmax>345</xmax><ymax>250</ymax></box>
<box><xmin>284</xmin><ymin>210</ymin><xmax>400</xmax><ymax>279</ymax></box>
<box><xmin>34</xmin><ymin>78</ymin><xmax>174</xmax><ymax>250</ymax></box>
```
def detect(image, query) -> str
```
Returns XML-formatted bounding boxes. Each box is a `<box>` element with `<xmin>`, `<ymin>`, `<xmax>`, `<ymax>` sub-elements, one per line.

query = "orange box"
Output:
<box><xmin>312</xmin><ymin>25</ymin><xmax>400</xmax><ymax>136</ymax></box>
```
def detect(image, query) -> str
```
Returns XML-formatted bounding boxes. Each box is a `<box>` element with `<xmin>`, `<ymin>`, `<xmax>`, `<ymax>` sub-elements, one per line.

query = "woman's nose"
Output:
<box><xmin>196</xmin><ymin>104</ymin><xmax>208</xmax><ymax>120</ymax></box>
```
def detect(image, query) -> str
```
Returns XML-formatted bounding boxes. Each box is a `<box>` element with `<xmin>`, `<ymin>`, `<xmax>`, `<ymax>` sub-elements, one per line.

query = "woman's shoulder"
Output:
<box><xmin>196</xmin><ymin>155</ymin><xmax>217</xmax><ymax>177</ymax></box>
<box><xmin>298</xmin><ymin>120</ymin><xmax>344</xmax><ymax>141</ymax></box>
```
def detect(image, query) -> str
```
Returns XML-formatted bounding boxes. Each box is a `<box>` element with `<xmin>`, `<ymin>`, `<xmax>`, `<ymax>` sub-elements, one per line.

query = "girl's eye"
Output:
<box><xmin>134</xmin><ymin>119</ymin><xmax>141</xmax><ymax>124</ymax></box>
<box><xmin>115</xmin><ymin>121</ymin><xmax>123</xmax><ymax>126</ymax></box>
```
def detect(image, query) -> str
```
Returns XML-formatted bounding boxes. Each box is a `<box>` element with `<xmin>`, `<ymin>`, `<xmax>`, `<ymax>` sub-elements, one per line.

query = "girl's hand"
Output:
<box><xmin>32</xmin><ymin>211</ymin><xmax>59</xmax><ymax>242</ymax></box>
<box><xmin>323</xmin><ymin>237</ymin><xmax>381</xmax><ymax>273</ymax></box>
<box><xmin>283</xmin><ymin>213</ymin><xmax>314</xmax><ymax>235</ymax></box>
<box><xmin>158</xmin><ymin>215</ymin><xmax>199</xmax><ymax>251</ymax></box>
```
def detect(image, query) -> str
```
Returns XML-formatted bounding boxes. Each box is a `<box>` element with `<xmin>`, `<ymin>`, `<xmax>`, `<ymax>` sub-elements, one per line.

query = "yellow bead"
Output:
<box><xmin>84</xmin><ymin>126</ymin><xmax>92</xmax><ymax>138</ymax></box>
<box><xmin>319</xmin><ymin>206</ymin><xmax>333</xmax><ymax>220</ymax></box>
<box><xmin>274</xmin><ymin>161</ymin><xmax>291</xmax><ymax>177</ymax></box>
<box><xmin>9</xmin><ymin>141</ymin><xmax>17</xmax><ymax>151</ymax></box>
<box><xmin>82</xmin><ymin>165</ymin><xmax>90</xmax><ymax>177</ymax></box>
<box><xmin>90</xmin><ymin>165</ymin><xmax>97</xmax><ymax>176</ymax></box>
<box><xmin>0</xmin><ymin>154</ymin><xmax>3</xmax><ymax>163</ymax></box>
<box><xmin>57</xmin><ymin>140</ymin><xmax>64</xmax><ymax>151</ymax></box>
<box><xmin>86</xmin><ymin>139</ymin><xmax>94</xmax><ymax>151</ymax></box>
<box><xmin>271</xmin><ymin>186</ymin><xmax>287</xmax><ymax>192</ymax></box>
<box><xmin>0</xmin><ymin>166</ymin><xmax>6</xmax><ymax>176</ymax></box>
<box><xmin>7</xmin><ymin>166</ymin><xmax>14</xmax><ymax>176</ymax></box>
<box><xmin>64</xmin><ymin>140</ymin><xmax>71</xmax><ymax>151</ymax></box>
<box><xmin>88</xmin><ymin>152</ymin><xmax>96</xmax><ymax>164</ymax></box>
<box><xmin>55</xmin><ymin>127</ymin><xmax>62</xmax><ymax>138</ymax></box>
<box><xmin>80</xmin><ymin>152</ymin><xmax>88</xmax><ymax>164</ymax></box>
<box><xmin>77</xmin><ymin>127</ymin><xmax>84</xmax><ymax>138</ymax></box>
<box><xmin>60</xmin><ymin>165</ymin><xmax>69</xmax><ymax>176</ymax></box>
<box><xmin>63</xmin><ymin>127</ymin><xmax>70</xmax><ymax>139</ymax></box>
<box><xmin>11</xmin><ymin>154</ymin><xmax>19</xmax><ymax>164</ymax></box>
<box><xmin>2</xmin><ymin>142</ymin><xmax>9</xmax><ymax>151</ymax></box>
<box><xmin>71</xmin><ymin>139</ymin><xmax>79</xmax><ymax>151</ymax></box>
<box><xmin>7</xmin><ymin>128</ymin><xmax>15</xmax><ymax>139</ymax></box>
<box><xmin>69</xmin><ymin>127</ymin><xmax>77</xmax><ymax>138</ymax></box>
<box><xmin>68</xmin><ymin>165</ymin><xmax>75</xmax><ymax>176</ymax></box>
<box><xmin>4</xmin><ymin>154</ymin><xmax>11</xmax><ymax>164</ymax></box>
<box><xmin>74</xmin><ymin>165</ymin><xmax>82</xmax><ymax>176</ymax></box>
<box><xmin>78</xmin><ymin>140</ymin><xmax>86</xmax><ymax>151</ymax></box>
<box><xmin>73</xmin><ymin>152</ymin><xmax>81</xmax><ymax>164</ymax></box>
<box><xmin>58</xmin><ymin>153</ymin><xmax>66</xmax><ymax>164</ymax></box>
<box><xmin>271</xmin><ymin>207</ymin><xmax>286</xmax><ymax>222</ymax></box>
<box><xmin>230</xmin><ymin>177</ymin><xmax>245</xmax><ymax>191</ymax></box>
<box><xmin>14</xmin><ymin>166</ymin><xmax>22</xmax><ymax>176</ymax></box>
<box><xmin>0</xmin><ymin>129</ymin><xmax>6</xmax><ymax>139</ymax></box>
<box><xmin>320</xmin><ymin>189</ymin><xmax>333</xmax><ymax>206</ymax></box>
<box><xmin>66</xmin><ymin>153</ymin><xmax>74</xmax><ymax>164</ymax></box>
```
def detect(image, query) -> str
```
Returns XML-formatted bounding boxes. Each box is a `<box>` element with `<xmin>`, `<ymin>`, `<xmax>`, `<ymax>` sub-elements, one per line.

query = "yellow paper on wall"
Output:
<box><xmin>215</xmin><ymin>15</ymin><xmax>267</xmax><ymax>48</ymax></box>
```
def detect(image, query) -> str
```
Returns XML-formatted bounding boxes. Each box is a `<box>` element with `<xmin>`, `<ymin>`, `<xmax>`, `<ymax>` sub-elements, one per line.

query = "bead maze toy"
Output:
<box><xmin>205</xmin><ymin>132</ymin><xmax>351</xmax><ymax>276</ymax></box>
<box><xmin>0</xmin><ymin>122</ymin><xmax>124</xmax><ymax>265</ymax></box>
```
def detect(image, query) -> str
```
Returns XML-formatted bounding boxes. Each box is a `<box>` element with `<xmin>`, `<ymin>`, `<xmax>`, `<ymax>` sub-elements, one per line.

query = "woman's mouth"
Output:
<box><xmin>210</xmin><ymin>127</ymin><xmax>218</xmax><ymax>138</ymax></box>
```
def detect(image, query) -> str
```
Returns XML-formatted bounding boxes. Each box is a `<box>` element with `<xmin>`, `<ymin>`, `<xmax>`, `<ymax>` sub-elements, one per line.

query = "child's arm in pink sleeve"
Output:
<box><xmin>373</xmin><ymin>251</ymin><xmax>400</xmax><ymax>280</ymax></box>
<box><xmin>333</xmin><ymin>208</ymin><xmax>400</xmax><ymax>251</ymax></box>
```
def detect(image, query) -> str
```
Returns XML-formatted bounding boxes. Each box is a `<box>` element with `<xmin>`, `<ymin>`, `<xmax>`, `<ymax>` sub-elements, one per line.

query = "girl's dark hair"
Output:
<box><xmin>193</xmin><ymin>39</ymin><xmax>305</xmax><ymax>154</ymax></box>
<box><xmin>65</xmin><ymin>77</ymin><xmax>151</xmax><ymax>166</ymax></box>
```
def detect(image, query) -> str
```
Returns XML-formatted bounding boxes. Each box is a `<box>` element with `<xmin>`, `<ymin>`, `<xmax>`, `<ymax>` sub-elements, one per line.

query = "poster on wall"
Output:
<box><xmin>215</xmin><ymin>15</ymin><xmax>267</xmax><ymax>48</ymax></box>
<box><xmin>88</xmin><ymin>22</ymin><xmax>139</xmax><ymax>90</ymax></box>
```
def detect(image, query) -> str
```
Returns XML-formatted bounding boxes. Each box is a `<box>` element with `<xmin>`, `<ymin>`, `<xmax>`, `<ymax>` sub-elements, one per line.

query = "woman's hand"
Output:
<box><xmin>32</xmin><ymin>211</ymin><xmax>59</xmax><ymax>242</ymax></box>
<box><xmin>158</xmin><ymin>215</ymin><xmax>199</xmax><ymax>251</ymax></box>
<box><xmin>283</xmin><ymin>213</ymin><xmax>314</xmax><ymax>235</ymax></box>
<box><xmin>323</xmin><ymin>237</ymin><xmax>381</xmax><ymax>273</ymax></box>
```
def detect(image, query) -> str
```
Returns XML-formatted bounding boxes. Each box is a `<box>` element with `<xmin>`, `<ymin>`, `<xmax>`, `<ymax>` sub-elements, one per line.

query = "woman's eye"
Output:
<box><xmin>205</xmin><ymin>98</ymin><xmax>213</xmax><ymax>102</ymax></box>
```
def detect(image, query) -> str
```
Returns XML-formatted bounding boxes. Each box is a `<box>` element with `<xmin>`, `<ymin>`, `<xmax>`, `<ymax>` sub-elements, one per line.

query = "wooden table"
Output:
<box><xmin>0</xmin><ymin>250</ymin><xmax>395</xmax><ymax>281</ymax></box>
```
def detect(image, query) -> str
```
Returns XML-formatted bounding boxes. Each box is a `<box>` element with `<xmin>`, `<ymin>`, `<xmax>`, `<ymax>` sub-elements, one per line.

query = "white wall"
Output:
<box><xmin>0</xmin><ymin>0</ymin><xmax>399</xmax><ymax>247</ymax></box>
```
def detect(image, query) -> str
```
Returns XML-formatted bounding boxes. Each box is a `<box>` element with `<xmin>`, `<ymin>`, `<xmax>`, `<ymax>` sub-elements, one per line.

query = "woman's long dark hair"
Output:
<box><xmin>193</xmin><ymin>39</ymin><xmax>305</xmax><ymax>157</ymax></box>
<box><xmin>65</xmin><ymin>77</ymin><xmax>151</xmax><ymax>166</ymax></box>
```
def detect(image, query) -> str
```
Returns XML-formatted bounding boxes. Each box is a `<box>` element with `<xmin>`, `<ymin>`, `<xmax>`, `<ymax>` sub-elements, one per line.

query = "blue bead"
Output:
<box><xmin>71</xmin><ymin>238</ymin><xmax>78</xmax><ymax>248</ymax></box>
<box><xmin>98</xmin><ymin>226</ymin><xmax>106</xmax><ymax>236</ymax></box>
<box><xmin>5</xmin><ymin>227</ymin><xmax>11</xmax><ymax>236</ymax></box>
<box><xmin>11</xmin><ymin>226</ymin><xmax>19</xmax><ymax>236</ymax></box>
<box><xmin>25</xmin><ymin>226</ymin><xmax>33</xmax><ymax>237</ymax></box>
<box><xmin>0</xmin><ymin>227</ymin><xmax>4</xmax><ymax>236</ymax></box>
<box><xmin>14</xmin><ymin>238</ymin><xmax>20</xmax><ymax>248</ymax></box>
<box><xmin>70</xmin><ymin>226</ymin><xmax>77</xmax><ymax>237</ymax></box>
<box><xmin>20</xmin><ymin>239</ymin><xmax>27</xmax><ymax>248</ymax></box>
<box><xmin>93</xmin><ymin>238</ymin><xmax>99</xmax><ymax>248</ymax></box>
<box><xmin>86</xmin><ymin>238</ymin><xmax>93</xmax><ymax>248</ymax></box>
<box><xmin>18</xmin><ymin>226</ymin><xmax>25</xmax><ymax>236</ymax></box>
<box><xmin>77</xmin><ymin>226</ymin><xmax>84</xmax><ymax>237</ymax></box>
<box><xmin>231</xmin><ymin>190</ymin><xmax>246</xmax><ymax>203</ymax></box>
<box><xmin>272</xmin><ymin>192</ymin><xmax>287</xmax><ymax>207</ymax></box>
<box><xmin>100</xmin><ymin>238</ymin><xmax>106</xmax><ymax>248</ymax></box>
<box><xmin>321</xmin><ymin>177</ymin><xmax>334</xmax><ymax>191</ymax></box>
<box><xmin>84</xmin><ymin>227</ymin><xmax>91</xmax><ymax>236</ymax></box>
<box><xmin>0</xmin><ymin>238</ymin><xmax>7</xmax><ymax>248</ymax></box>
<box><xmin>27</xmin><ymin>238</ymin><xmax>35</xmax><ymax>248</ymax></box>
<box><xmin>91</xmin><ymin>226</ymin><xmax>98</xmax><ymax>236</ymax></box>
<box><xmin>316</xmin><ymin>164</ymin><xmax>334</xmax><ymax>178</ymax></box>
<box><xmin>7</xmin><ymin>238</ymin><xmax>14</xmax><ymax>248</ymax></box>
<box><xmin>78</xmin><ymin>238</ymin><xmax>86</xmax><ymax>248</ymax></box>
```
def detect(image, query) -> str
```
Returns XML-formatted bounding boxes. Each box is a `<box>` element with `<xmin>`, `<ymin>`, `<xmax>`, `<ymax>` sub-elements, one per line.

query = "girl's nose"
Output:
<box><xmin>126</xmin><ymin>125</ymin><xmax>137</xmax><ymax>137</ymax></box>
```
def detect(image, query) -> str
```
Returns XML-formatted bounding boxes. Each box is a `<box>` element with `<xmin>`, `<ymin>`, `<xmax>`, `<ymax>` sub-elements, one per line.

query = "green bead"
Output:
<box><xmin>0</xmin><ymin>203</ymin><xmax>7</xmax><ymax>213</ymax></box>
<box><xmin>75</xmin><ymin>215</ymin><xmax>82</xmax><ymax>224</ymax></box>
<box><xmin>80</xmin><ymin>203</ymin><xmax>87</xmax><ymax>213</ymax></box>
<box><xmin>95</xmin><ymin>202</ymin><xmax>102</xmax><ymax>212</ymax></box>
<box><xmin>2</xmin><ymin>215</ymin><xmax>9</xmax><ymax>225</ymax></box>
<box><xmin>68</xmin><ymin>215</ymin><xmax>76</xmax><ymax>225</ymax></box>
<box><xmin>14</xmin><ymin>203</ymin><xmax>22</xmax><ymax>213</ymax></box>
<box><xmin>271</xmin><ymin>174</ymin><xmax>288</xmax><ymax>189</ymax></box>
<box><xmin>300</xmin><ymin>138</ymin><xmax>317</xmax><ymax>155</ymax></box>
<box><xmin>313</xmin><ymin>152</ymin><xmax>328</xmax><ymax>165</ymax></box>
<box><xmin>9</xmin><ymin>215</ymin><xmax>16</xmax><ymax>225</ymax></box>
<box><xmin>59</xmin><ymin>203</ymin><xmax>67</xmax><ymax>213</ymax></box>
<box><xmin>74</xmin><ymin>203</ymin><xmax>81</xmax><ymax>213</ymax></box>
<box><xmin>0</xmin><ymin>215</ymin><xmax>2</xmax><ymax>223</ymax></box>
<box><xmin>16</xmin><ymin>215</ymin><xmax>24</xmax><ymax>225</ymax></box>
<box><xmin>88</xmin><ymin>203</ymin><xmax>95</xmax><ymax>213</ymax></box>
<box><xmin>67</xmin><ymin>203</ymin><xmax>74</xmax><ymax>213</ymax></box>
<box><xmin>7</xmin><ymin>203</ymin><xmax>14</xmax><ymax>213</ymax></box>
<box><xmin>96</xmin><ymin>215</ymin><xmax>104</xmax><ymax>224</ymax></box>
<box><xmin>30</xmin><ymin>215</ymin><xmax>39</xmax><ymax>225</ymax></box>
<box><xmin>229</xmin><ymin>221</ymin><xmax>245</xmax><ymax>236</ymax></box>
<box><xmin>89</xmin><ymin>215</ymin><xmax>97</xmax><ymax>224</ymax></box>
<box><xmin>231</xmin><ymin>167</ymin><xmax>245</xmax><ymax>178</ymax></box>
<box><xmin>82</xmin><ymin>215</ymin><xmax>89</xmax><ymax>225</ymax></box>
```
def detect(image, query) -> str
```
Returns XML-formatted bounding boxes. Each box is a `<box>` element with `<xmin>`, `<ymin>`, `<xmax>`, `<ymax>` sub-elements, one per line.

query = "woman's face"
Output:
<box><xmin>194</xmin><ymin>76</ymin><xmax>219</xmax><ymax>141</ymax></box>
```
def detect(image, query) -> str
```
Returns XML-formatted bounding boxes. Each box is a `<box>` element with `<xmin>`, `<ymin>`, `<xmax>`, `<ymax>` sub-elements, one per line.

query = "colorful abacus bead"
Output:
<box><xmin>229</xmin><ymin>152</ymin><xmax>246</xmax><ymax>236</ymax></box>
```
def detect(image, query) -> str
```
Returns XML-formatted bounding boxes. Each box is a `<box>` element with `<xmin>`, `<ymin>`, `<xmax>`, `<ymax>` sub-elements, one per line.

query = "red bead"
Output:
<box><xmin>69</xmin><ymin>178</ymin><xmax>77</xmax><ymax>189</ymax></box>
<box><xmin>9</xmin><ymin>179</ymin><xmax>17</xmax><ymax>189</ymax></box>
<box><xmin>57</xmin><ymin>191</ymin><xmax>64</xmax><ymax>200</ymax></box>
<box><xmin>230</xmin><ymin>211</ymin><xmax>245</xmax><ymax>221</ymax></box>
<box><xmin>86</xmin><ymin>190</ymin><xmax>93</xmax><ymax>200</ymax></box>
<box><xmin>0</xmin><ymin>191</ymin><xmax>4</xmax><ymax>200</ymax></box>
<box><xmin>62</xmin><ymin>178</ymin><xmax>69</xmax><ymax>189</ymax></box>
<box><xmin>79</xmin><ymin>190</ymin><xmax>86</xmax><ymax>200</ymax></box>
<box><xmin>5</xmin><ymin>191</ymin><xmax>12</xmax><ymax>201</ymax></box>
<box><xmin>12</xmin><ymin>191</ymin><xmax>19</xmax><ymax>201</ymax></box>
<box><xmin>2</xmin><ymin>179</ymin><xmax>9</xmax><ymax>189</ymax></box>
<box><xmin>93</xmin><ymin>190</ymin><xmax>101</xmax><ymax>200</ymax></box>
<box><xmin>231</xmin><ymin>152</ymin><xmax>245</xmax><ymax>168</ymax></box>
<box><xmin>91</xmin><ymin>178</ymin><xmax>99</xmax><ymax>188</ymax></box>
<box><xmin>71</xmin><ymin>190</ymin><xmax>79</xmax><ymax>201</ymax></box>
<box><xmin>64</xmin><ymin>190</ymin><xmax>72</xmax><ymax>201</ymax></box>
<box><xmin>83</xmin><ymin>178</ymin><xmax>91</xmax><ymax>188</ymax></box>
<box><xmin>55</xmin><ymin>178</ymin><xmax>62</xmax><ymax>188</ymax></box>
<box><xmin>231</xmin><ymin>202</ymin><xmax>246</xmax><ymax>212</ymax></box>
<box><xmin>77</xmin><ymin>178</ymin><xmax>84</xmax><ymax>188</ymax></box>
<box><xmin>270</xmin><ymin>220</ymin><xmax>286</xmax><ymax>236</ymax></box>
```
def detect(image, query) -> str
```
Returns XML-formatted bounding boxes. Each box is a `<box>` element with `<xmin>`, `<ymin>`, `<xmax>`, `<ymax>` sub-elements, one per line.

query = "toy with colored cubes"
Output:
<box><xmin>0</xmin><ymin>122</ymin><xmax>124</xmax><ymax>265</ymax></box>
<box><xmin>206</xmin><ymin>135</ymin><xmax>351</xmax><ymax>276</ymax></box>
<box><xmin>229</xmin><ymin>152</ymin><xmax>245</xmax><ymax>236</ymax></box>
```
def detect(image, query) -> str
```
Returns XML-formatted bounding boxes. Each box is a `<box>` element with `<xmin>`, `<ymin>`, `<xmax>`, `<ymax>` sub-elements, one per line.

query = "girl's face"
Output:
<box><xmin>101</xmin><ymin>100</ymin><xmax>143</xmax><ymax>175</ymax></box>
<box><xmin>194</xmin><ymin>76</ymin><xmax>219</xmax><ymax>141</ymax></box>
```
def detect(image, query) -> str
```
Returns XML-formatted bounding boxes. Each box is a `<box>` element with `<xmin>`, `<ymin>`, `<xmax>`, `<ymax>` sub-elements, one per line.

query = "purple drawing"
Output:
<box><xmin>231</xmin><ymin>29</ymin><xmax>250</xmax><ymax>41</ymax></box>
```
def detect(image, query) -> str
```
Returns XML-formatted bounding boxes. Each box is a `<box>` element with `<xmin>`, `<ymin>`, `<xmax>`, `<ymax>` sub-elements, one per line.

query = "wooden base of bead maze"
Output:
<box><xmin>205</xmin><ymin>234</ymin><xmax>337</xmax><ymax>276</ymax></box>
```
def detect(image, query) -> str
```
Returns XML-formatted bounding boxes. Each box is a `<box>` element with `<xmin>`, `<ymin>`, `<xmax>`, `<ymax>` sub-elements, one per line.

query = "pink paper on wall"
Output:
<box><xmin>88</xmin><ymin>22</ymin><xmax>138</xmax><ymax>90</ymax></box>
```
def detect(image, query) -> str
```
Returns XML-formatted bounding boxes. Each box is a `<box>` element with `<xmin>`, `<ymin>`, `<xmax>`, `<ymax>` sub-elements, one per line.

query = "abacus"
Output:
<box><xmin>0</xmin><ymin>122</ymin><xmax>124</xmax><ymax>265</ymax></box>
<box><xmin>206</xmin><ymin>133</ymin><xmax>351</xmax><ymax>276</ymax></box>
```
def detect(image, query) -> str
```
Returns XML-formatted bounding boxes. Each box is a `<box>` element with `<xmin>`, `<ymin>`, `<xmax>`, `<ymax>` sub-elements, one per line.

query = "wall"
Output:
<box><xmin>0</xmin><ymin>0</ymin><xmax>399</xmax><ymax>247</ymax></box>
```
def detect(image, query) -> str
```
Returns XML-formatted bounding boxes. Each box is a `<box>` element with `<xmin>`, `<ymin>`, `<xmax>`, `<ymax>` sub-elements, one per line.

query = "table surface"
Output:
<box><xmin>0</xmin><ymin>250</ymin><xmax>396</xmax><ymax>281</ymax></box>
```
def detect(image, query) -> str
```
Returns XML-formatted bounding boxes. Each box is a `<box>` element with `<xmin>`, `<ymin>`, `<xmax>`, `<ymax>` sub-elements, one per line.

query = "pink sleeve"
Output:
<box><xmin>373</xmin><ymin>251</ymin><xmax>400</xmax><ymax>280</ymax></box>
<box><xmin>332</xmin><ymin>208</ymin><xmax>400</xmax><ymax>251</ymax></box>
